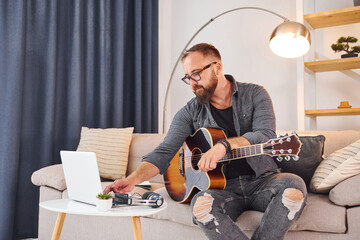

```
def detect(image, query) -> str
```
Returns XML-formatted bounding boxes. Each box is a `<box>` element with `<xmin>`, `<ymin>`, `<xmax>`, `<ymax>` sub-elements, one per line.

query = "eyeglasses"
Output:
<box><xmin>181</xmin><ymin>61</ymin><xmax>217</xmax><ymax>85</ymax></box>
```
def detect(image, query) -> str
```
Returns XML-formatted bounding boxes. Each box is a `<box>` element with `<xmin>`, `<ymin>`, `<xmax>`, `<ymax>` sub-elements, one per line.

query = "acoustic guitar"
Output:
<box><xmin>163</xmin><ymin>128</ymin><xmax>302</xmax><ymax>203</ymax></box>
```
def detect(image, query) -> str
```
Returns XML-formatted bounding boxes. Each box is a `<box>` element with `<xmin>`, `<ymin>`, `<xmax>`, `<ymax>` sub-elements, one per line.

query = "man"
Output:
<box><xmin>105</xmin><ymin>43</ymin><xmax>307</xmax><ymax>240</ymax></box>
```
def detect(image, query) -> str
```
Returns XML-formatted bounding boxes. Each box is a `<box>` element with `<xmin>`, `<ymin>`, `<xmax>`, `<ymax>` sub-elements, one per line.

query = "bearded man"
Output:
<box><xmin>105</xmin><ymin>43</ymin><xmax>307</xmax><ymax>240</ymax></box>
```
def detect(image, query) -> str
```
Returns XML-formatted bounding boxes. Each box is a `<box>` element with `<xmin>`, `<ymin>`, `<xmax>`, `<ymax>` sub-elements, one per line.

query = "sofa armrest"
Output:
<box><xmin>31</xmin><ymin>164</ymin><xmax>67</xmax><ymax>191</ymax></box>
<box><xmin>329</xmin><ymin>174</ymin><xmax>360</xmax><ymax>207</ymax></box>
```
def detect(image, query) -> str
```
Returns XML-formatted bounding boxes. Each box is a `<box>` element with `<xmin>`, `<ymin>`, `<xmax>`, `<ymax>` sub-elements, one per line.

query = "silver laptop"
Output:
<box><xmin>60</xmin><ymin>151</ymin><xmax>103</xmax><ymax>205</ymax></box>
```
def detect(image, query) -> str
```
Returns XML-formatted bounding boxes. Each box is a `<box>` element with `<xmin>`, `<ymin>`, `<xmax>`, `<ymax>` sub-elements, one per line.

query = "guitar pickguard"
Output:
<box><xmin>184</xmin><ymin>168</ymin><xmax>210</xmax><ymax>191</ymax></box>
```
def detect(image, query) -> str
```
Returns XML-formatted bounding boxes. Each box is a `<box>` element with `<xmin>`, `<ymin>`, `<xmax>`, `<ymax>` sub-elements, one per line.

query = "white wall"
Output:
<box><xmin>159</xmin><ymin>0</ymin><xmax>360</xmax><ymax>133</ymax></box>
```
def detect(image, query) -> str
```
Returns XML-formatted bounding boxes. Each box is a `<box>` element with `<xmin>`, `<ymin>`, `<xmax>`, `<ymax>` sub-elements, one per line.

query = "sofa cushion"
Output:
<box><xmin>236</xmin><ymin>193</ymin><xmax>346</xmax><ymax>233</ymax></box>
<box><xmin>150</xmin><ymin>188</ymin><xmax>346</xmax><ymax>234</ymax></box>
<box><xmin>276</xmin><ymin>135</ymin><xmax>325</xmax><ymax>187</ymax></box>
<box><xmin>76</xmin><ymin>126</ymin><xmax>134</xmax><ymax>180</ymax></box>
<box><xmin>329</xmin><ymin>174</ymin><xmax>360</xmax><ymax>206</ymax></box>
<box><xmin>127</xmin><ymin>133</ymin><xmax>166</xmax><ymax>183</ymax></box>
<box><xmin>31</xmin><ymin>164</ymin><xmax>66</xmax><ymax>191</ymax></box>
<box><xmin>150</xmin><ymin>187</ymin><xmax>194</xmax><ymax>226</ymax></box>
<box><xmin>310</xmin><ymin>139</ymin><xmax>360</xmax><ymax>193</ymax></box>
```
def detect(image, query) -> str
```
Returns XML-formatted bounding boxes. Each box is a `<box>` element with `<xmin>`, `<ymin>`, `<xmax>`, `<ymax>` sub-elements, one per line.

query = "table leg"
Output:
<box><xmin>131</xmin><ymin>216</ymin><xmax>143</xmax><ymax>240</ymax></box>
<box><xmin>51</xmin><ymin>212</ymin><xmax>66</xmax><ymax>240</ymax></box>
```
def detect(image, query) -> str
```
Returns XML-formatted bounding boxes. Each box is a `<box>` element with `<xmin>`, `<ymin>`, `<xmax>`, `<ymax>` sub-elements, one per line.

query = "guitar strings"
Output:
<box><xmin>181</xmin><ymin>144</ymin><xmax>264</xmax><ymax>164</ymax></box>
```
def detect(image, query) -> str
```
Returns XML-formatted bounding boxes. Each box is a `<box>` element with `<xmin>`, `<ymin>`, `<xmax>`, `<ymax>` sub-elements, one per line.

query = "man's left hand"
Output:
<box><xmin>197</xmin><ymin>143</ymin><xmax>226</xmax><ymax>172</ymax></box>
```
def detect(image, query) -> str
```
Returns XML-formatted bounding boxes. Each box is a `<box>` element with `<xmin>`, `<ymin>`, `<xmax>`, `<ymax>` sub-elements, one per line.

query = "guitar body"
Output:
<box><xmin>164</xmin><ymin>128</ymin><xmax>227</xmax><ymax>203</ymax></box>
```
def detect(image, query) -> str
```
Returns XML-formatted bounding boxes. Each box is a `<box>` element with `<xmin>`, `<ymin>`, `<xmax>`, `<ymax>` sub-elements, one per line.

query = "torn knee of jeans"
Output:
<box><xmin>282</xmin><ymin>188</ymin><xmax>304</xmax><ymax>220</ymax></box>
<box><xmin>193</xmin><ymin>193</ymin><xmax>217</xmax><ymax>225</ymax></box>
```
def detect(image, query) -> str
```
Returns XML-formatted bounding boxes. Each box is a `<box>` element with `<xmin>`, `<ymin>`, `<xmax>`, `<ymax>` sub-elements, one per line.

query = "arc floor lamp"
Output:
<box><xmin>162</xmin><ymin>7</ymin><xmax>311</xmax><ymax>133</ymax></box>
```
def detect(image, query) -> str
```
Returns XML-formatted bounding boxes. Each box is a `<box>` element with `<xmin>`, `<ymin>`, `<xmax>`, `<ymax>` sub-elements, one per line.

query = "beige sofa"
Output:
<box><xmin>31</xmin><ymin>130</ymin><xmax>360</xmax><ymax>240</ymax></box>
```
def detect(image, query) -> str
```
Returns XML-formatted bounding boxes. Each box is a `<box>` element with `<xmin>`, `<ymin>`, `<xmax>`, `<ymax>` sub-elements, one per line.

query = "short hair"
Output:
<box><xmin>181</xmin><ymin>43</ymin><xmax>222</xmax><ymax>62</ymax></box>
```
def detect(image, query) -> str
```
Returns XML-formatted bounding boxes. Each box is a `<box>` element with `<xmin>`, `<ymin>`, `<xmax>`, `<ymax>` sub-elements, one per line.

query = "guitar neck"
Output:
<box><xmin>218</xmin><ymin>144</ymin><xmax>264</xmax><ymax>163</ymax></box>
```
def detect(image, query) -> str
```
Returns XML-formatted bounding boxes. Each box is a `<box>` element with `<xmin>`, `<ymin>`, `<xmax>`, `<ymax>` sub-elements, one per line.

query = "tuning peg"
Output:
<box><xmin>291</xmin><ymin>131</ymin><xmax>296</xmax><ymax>135</ymax></box>
<box><xmin>285</xmin><ymin>156</ymin><xmax>291</xmax><ymax>161</ymax></box>
<box><xmin>276</xmin><ymin>156</ymin><xmax>283</xmax><ymax>162</ymax></box>
<box><xmin>283</xmin><ymin>133</ymin><xmax>288</xmax><ymax>137</ymax></box>
<box><xmin>293</xmin><ymin>156</ymin><xmax>299</xmax><ymax>161</ymax></box>
<box><xmin>276</xmin><ymin>133</ymin><xmax>281</xmax><ymax>138</ymax></box>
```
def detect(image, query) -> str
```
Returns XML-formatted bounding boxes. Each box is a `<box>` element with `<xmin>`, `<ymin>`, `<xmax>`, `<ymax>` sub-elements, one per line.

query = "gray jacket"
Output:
<box><xmin>143</xmin><ymin>75</ymin><xmax>278</xmax><ymax>177</ymax></box>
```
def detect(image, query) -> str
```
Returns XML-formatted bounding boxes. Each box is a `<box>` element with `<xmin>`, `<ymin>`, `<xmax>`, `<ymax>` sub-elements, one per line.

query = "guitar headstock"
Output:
<box><xmin>263</xmin><ymin>133</ymin><xmax>302</xmax><ymax>161</ymax></box>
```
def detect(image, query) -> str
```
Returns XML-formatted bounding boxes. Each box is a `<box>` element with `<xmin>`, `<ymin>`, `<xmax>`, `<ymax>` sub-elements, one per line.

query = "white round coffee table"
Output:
<box><xmin>40</xmin><ymin>199</ymin><xmax>167</xmax><ymax>240</ymax></box>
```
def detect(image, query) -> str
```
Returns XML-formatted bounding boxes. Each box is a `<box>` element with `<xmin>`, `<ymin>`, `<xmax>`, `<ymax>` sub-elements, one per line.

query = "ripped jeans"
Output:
<box><xmin>190</xmin><ymin>171</ymin><xmax>307</xmax><ymax>240</ymax></box>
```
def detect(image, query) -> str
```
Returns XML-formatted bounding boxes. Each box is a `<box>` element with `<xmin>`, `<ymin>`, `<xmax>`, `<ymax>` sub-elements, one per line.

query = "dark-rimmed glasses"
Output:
<box><xmin>181</xmin><ymin>61</ymin><xmax>217</xmax><ymax>85</ymax></box>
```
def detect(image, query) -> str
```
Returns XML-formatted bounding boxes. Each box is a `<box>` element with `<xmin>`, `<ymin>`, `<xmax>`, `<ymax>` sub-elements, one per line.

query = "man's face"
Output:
<box><xmin>182</xmin><ymin>52</ymin><xmax>218</xmax><ymax>104</ymax></box>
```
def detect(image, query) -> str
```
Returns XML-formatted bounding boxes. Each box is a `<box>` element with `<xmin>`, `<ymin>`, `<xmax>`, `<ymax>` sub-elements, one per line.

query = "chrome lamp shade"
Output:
<box><xmin>270</xmin><ymin>21</ymin><xmax>311</xmax><ymax>58</ymax></box>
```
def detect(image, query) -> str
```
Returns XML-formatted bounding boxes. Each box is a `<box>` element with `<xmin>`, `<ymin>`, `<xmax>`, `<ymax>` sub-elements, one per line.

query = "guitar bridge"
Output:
<box><xmin>179</xmin><ymin>149</ymin><xmax>184</xmax><ymax>177</ymax></box>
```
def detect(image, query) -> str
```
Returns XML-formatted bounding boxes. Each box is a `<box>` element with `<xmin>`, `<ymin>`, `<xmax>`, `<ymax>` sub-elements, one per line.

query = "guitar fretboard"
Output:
<box><xmin>218</xmin><ymin>144</ymin><xmax>263</xmax><ymax>163</ymax></box>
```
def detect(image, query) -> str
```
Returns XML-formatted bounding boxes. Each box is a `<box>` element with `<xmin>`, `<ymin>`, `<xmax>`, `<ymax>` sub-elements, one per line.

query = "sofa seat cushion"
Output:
<box><xmin>150</xmin><ymin>187</ymin><xmax>194</xmax><ymax>226</ymax></box>
<box><xmin>288</xmin><ymin>193</ymin><xmax>346</xmax><ymax>233</ymax></box>
<box><xmin>151</xmin><ymin>189</ymin><xmax>346</xmax><ymax>234</ymax></box>
<box><xmin>237</xmin><ymin>193</ymin><xmax>346</xmax><ymax>233</ymax></box>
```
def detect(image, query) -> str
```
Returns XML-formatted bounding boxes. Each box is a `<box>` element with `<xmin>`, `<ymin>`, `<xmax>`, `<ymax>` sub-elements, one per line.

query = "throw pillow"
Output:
<box><xmin>310</xmin><ymin>139</ymin><xmax>360</xmax><ymax>193</ymax></box>
<box><xmin>76</xmin><ymin>126</ymin><xmax>134</xmax><ymax>180</ymax></box>
<box><xmin>276</xmin><ymin>135</ymin><xmax>325</xmax><ymax>187</ymax></box>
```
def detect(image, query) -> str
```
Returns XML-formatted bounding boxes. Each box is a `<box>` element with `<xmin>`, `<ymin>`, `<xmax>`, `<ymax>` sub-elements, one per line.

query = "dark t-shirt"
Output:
<box><xmin>210</xmin><ymin>103</ymin><xmax>255</xmax><ymax>179</ymax></box>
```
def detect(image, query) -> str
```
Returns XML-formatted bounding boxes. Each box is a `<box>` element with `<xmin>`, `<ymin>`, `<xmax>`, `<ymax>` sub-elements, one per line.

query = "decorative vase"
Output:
<box><xmin>341</xmin><ymin>53</ymin><xmax>358</xmax><ymax>58</ymax></box>
<box><xmin>355</xmin><ymin>0</ymin><xmax>360</xmax><ymax>6</ymax></box>
<box><xmin>338</xmin><ymin>101</ymin><xmax>352</xmax><ymax>109</ymax></box>
<box><xmin>96</xmin><ymin>198</ymin><xmax>113</xmax><ymax>211</ymax></box>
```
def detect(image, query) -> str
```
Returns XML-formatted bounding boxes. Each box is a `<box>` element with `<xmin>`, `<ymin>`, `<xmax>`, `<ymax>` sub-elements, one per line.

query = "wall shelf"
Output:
<box><xmin>304</xmin><ymin>57</ymin><xmax>360</xmax><ymax>73</ymax></box>
<box><xmin>305</xmin><ymin>108</ymin><xmax>360</xmax><ymax>117</ymax></box>
<box><xmin>302</xmin><ymin>5</ymin><xmax>360</xmax><ymax>127</ymax></box>
<box><xmin>304</xmin><ymin>6</ymin><xmax>360</xmax><ymax>29</ymax></box>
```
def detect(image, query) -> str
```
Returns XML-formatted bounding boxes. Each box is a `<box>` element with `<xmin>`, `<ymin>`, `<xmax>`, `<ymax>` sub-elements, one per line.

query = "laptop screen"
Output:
<box><xmin>60</xmin><ymin>151</ymin><xmax>103</xmax><ymax>205</ymax></box>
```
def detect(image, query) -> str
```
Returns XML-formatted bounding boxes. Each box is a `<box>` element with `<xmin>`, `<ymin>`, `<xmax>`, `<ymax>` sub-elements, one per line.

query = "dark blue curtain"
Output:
<box><xmin>0</xmin><ymin>0</ymin><xmax>158</xmax><ymax>239</ymax></box>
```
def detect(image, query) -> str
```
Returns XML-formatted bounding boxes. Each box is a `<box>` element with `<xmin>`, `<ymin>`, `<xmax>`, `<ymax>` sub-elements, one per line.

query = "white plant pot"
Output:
<box><xmin>96</xmin><ymin>198</ymin><xmax>113</xmax><ymax>211</ymax></box>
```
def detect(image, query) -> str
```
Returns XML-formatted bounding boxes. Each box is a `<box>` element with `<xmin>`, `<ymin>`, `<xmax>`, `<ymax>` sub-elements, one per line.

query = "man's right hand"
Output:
<box><xmin>104</xmin><ymin>161</ymin><xmax>160</xmax><ymax>194</ymax></box>
<box><xmin>104</xmin><ymin>178</ymin><xmax>135</xmax><ymax>194</ymax></box>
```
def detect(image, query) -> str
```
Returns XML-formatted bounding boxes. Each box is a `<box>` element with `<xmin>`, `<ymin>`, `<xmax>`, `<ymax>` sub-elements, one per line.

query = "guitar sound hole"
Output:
<box><xmin>191</xmin><ymin>149</ymin><xmax>202</xmax><ymax>170</ymax></box>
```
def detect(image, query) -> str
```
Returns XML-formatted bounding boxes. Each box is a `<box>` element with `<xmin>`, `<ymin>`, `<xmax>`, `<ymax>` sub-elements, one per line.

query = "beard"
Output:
<box><xmin>193</xmin><ymin>71</ymin><xmax>218</xmax><ymax>104</ymax></box>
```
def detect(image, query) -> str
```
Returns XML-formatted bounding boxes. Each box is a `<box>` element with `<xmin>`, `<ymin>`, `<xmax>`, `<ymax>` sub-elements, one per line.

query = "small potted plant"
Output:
<box><xmin>331</xmin><ymin>36</ymin><xmax>360</xmax><ymax>58</ymax></box>
<box><xmin>96</xmin><ymin>192</ymin><xmax>113</xmax><ymax>211</ymax></box>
